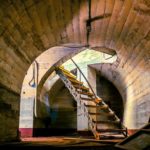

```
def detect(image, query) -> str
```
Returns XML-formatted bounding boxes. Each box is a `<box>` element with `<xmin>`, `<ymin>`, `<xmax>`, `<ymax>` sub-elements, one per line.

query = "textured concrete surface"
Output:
<box><xmin>89</xmin><ymin>63</ymin><xmax>150</xmax><ymax>130</ymax></box>
<box><xmin>0</xmin><ymin>0</ymin><xmax>150</xmax><ymax>142</ymax></box>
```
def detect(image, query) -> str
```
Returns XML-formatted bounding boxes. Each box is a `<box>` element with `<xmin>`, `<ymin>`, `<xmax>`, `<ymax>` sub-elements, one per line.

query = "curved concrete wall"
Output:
<box><xmin>19</xmin><ymin>46</ymin><xmax>85</xmax><ymax>137</ymax></box>
<box><xmin>90</xmin><ymin>61</ymin><xmax>150</xmax><ymax>134</ymax></box>
<box><xmin>0</xmin><ymin>0</ymin><xmax>149</xmax><ymax>141</ymax></box>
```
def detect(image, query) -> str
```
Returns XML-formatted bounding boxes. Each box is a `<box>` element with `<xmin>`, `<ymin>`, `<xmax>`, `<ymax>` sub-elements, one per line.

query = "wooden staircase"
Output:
<box><xmin>55</xmin><ymin>65</ymin><xmax>127</xmax><ymax>140</ymax></box>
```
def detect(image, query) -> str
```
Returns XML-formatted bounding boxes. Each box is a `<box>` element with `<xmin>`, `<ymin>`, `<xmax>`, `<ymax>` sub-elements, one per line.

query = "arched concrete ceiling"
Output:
<box><xmin>0</xmin><ymin>0</ymin><xmax>150</xmax><ymax>94</ymax></box>
<box><xmin>0</xmin><ymin>0</ymin><xmax>150</xmax><ymax>141</ymax></box>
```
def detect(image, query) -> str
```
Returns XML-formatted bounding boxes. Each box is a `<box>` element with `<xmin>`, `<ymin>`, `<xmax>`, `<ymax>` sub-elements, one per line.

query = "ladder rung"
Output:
<box><xmin>85</xmin><ymin>105</ymin><xmax>98</xmax><ymax>108</ymax></box>
<box><xmin>93</xmin><ymin>120</ymin><xmax>120</xmax><ymax>124</ymax></box>
<box><xmin>95</xmin><ymin>98</ymin><xmax>102</xmax><ymax>104</ymax></box>
<box><xmin>85</xmin><ymin>104</ymin><xmax>109</xmax><ymax>109</ymax></box>
<box><xmin>59</xmin><ymin>66</ymin><xmax>70</xmax><ymax>73</ymax></box>
<box><xmin>80</xmin><ymin>97</ymin><xmax>95</xmax><ymax>101</ymax></box>
<box><xmin>89</xmin><ymin>112</ymin><xmax>115</xmax><ymax>117</ymax></box>
<box><xmin>78</xmin><ymin>91</ymin><xmax>94</xmax><ymax>96</ymax></box>
<box><xmin>59</xmin><ymin>66</ymin><xmax>76</xmax><ymax>77</ymax></box>
<box><xmin>89</xmin><ymin>112</ymin><xmax>101</xmax><ymax>115</ymax></box>
<box><xmin>74</xmin><ymin>85</ymin><xmax>89</xmax><ymax>91</ymax></box>
<box><xmin>69</xmin><ymin>78</ymin><xmax>83</xmax><ymax>84</ymax></box>
<box><xmin>64</xmin><ymin>72</ymin><xmax>77</xmax><ymax>79</ymax></box>
<box><xmin>97</xmin><ymin>129</ymin><xmax>127</xmax><ymax>133</ymax></box>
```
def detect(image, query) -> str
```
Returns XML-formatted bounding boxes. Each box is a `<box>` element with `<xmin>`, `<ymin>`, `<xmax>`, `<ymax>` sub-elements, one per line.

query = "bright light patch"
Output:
<box><xmin>62</xmin><ymin>48</ymin><xmax>117</xmax><ymax>72</ymax></box>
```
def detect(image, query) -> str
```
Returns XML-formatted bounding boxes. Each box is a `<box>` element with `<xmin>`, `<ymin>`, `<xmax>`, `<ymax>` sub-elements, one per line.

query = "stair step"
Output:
<box><xmin>85</xmin><ymin>104</ymin><xmax>105</xmax><ymax>108</ymax></box>
<box><xmin>96</xmin><ymin>133</ymin><xmax>125</xmax><ymax>139</ymax></box>
<box><xmin>59</xmin><ymin>67</ymin><xmax>77</xmax><ymax>77</ymax></box>
<box><xmin>93</xmin><ymin>120</ymin><xmax>120</xmax><ymax>124</ymax></box>
<box><xmin>59</xmin><ymin>66</ymin><xmax>70</xmax><ymax>73</ymax></box>
<box><xmin>95</xmin><ymin>98</ymin><xmax>102</xmax><ymax>104</ymax></box>
<box><xmin>89</xmin><ymin>112</ymin><xmax>115</xmax><ymax>117</ymax></box>
<box><xmin>97</xmin><ymin>129</ymin><xmax>127</xmax><ymax>133</ymax></box>
<box><xmin>78</xmin><ymin>91</ymin><xmax>94</xmax><ymax>96</ymax></box>
<box><xmin>80</xmin><ymin>97</ymin><xmax>95</xmax><ymax>102</ymax></box>
<box><xmin>74</xmin><ymin>85</ymin><xmax>89</xmax><ymax>91</ymax></box>
<box><xmin>57</xmin><ymin>66</ymin><xmax>77</xmax><ymax>79</ymax></box>
<box><xmin>69</xmin><ymin>78</ymin><xmax>83</xmax><ymax>84</ymax></box>
<box><xmin>63</xmin><ymin>72</ymin><xmax>77</xmax><ymax>79</ymax></box>
<box><xmin>85</xmin><ymin>104</ymin><xmax>109</xmax><ymax>110</ymax></box>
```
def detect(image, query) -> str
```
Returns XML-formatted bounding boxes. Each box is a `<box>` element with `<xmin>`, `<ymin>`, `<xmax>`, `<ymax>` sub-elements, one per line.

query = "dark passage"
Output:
<box><xmin>96</xmin><ymin>75</ymin><xmax>124</xmax><ymax>121</ymax></box>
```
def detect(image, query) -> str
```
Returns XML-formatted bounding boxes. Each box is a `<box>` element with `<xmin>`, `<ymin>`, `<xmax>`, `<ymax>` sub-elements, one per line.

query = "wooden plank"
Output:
<box><xmin>64</xmin><ymin>72</ymin><xmax>77</xmax><ymax>80</ymax></box>
<box><xmin>85</xmin><ymin>104</ymin><xmax>108</xmax><ymax>109</ymax></box>
<box><xmin>89</xmin><ymin>112</ymin><xmax>115</xmax><ymax>117</ymax></box>
<box><xmin>80</xmin><ymin>96</ymin><xmax>94</xmax><ymax>100</ymax></box>
<box><xmin>93</xmin><ymin>120</ymin><xmax>120</xmax><ymax>124</ymax></box>
<box><xmin>69</xmin><ymin>78</ymin><xmax>83</xmax><ymax>84</ymax></box>
<box><xmin>74</xmin><ymin>84</ymin><xmax>89</xmax><ymax>91</ymax></box>
<box><xmin>97</xmin><ymin>129</ymin><xmax>127</xmax><ymax>132</ymax></box>
<box><xmin>78</xmin><ymin>91</ymin><xmax>93</xmax><ymax>96</ymax></box>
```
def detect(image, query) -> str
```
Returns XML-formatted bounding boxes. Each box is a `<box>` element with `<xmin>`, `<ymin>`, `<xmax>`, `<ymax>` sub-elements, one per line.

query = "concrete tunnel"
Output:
<box><xmin>0</xmin><ymin>0</ymin><xmax>149</xmax><ymax>147</ymax></box>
